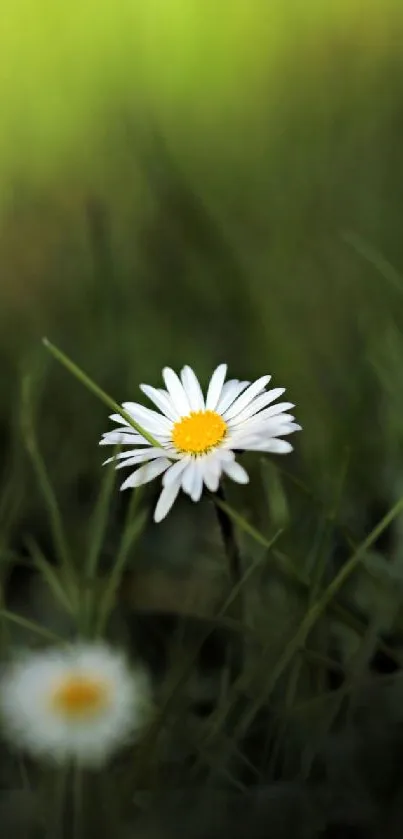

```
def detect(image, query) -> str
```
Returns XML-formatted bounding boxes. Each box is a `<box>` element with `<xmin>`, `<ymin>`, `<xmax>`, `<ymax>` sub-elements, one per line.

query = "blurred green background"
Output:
<box><xmin>1</xmin><ymin>0</ymin><xmax>403</xmax><ymax>553</ymax></box>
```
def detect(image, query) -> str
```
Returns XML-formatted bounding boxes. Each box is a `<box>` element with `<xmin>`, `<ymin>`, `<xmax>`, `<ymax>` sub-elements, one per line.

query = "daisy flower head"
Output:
<box><xmin>100</xmin><ymin>364</ymin><xmax>301</xmax><ymax>523</ymax></box>
<box><xmin>0</xmin><ymin>643</ymin><xmax>151</xmax><ymax>766</ymax></box>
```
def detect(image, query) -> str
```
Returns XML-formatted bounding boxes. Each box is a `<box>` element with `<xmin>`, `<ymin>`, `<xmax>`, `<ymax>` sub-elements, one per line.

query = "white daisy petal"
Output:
<box><xmin>230</xmin><ymin>419</ymin><xmax>300</xmax><ymax>449</ymax></box>
<box><xmin>120</xmin><ymin>458</ymin><xmax>171</xmax><ymax>490</ymax></box>
<box><xmin>154</xmin><ymin>481</ymin><xmax>182</xmax><ymax>523</ymax></box>
<box><xmin>181</xmin><ymin>459</ymin><xmax>198</xmax><ymax>497</ymax></box>
<box><xmin>227</xmin><ymin>388</ymin><xmax>286</xmax><ymax>425</ymax></box>
<box><xmin>180</xmin><ymin>366</ymin><xmax>205</xmax><ymax>411</ymax></box>
<box><xmin>226</xmin><ymin>433</ymin><xmax>260</xmax><ymax>450</ymax></box>
<box><xmin>162</xmin><ymin>367</ymin><xmax>191</xmax><ymax>414</ymax></box>
<box><xmin>202</xmin><ymin>455</ymin><xmax>222</xmax><ymax>492</ymax></box>
<box><xmin>262</xmin><ymin>422</ymin><xmax>301</xmax><ymax>437</ymax></box>
<box><xmin>157</xmin><ymin>388</ymin><xmax>181</xmax><ymax>419</ymax></box>
<box><xmin>109</xmin><ymin>413</ymin><xmax>131</xmax><ymax>426</ymax></box>
<box><xmin>247</xmin><ymin>403</ymin><xmax>296</xmax><ymax>424</ymax></box>
<box><xmin>237</xmin><ymin>413</ymin><xmax>296</xmax><ymax>438</ymax></box>
<box><xmin>216</xmin><ymin>380</ymin><xmax>250</xmax><ymax>414</ymax></box>
<box><xmin>223</xmin><ymin>375</ymin><xmax>272</xmax><ymax>420</ymax></box>
<box><xmin>0</xmin><ymin>644</ymin><xmax>151</xmax><ymax>767</ymax></box>
<box><xmin>190</xmin><ymin>462</ymin><xmax>204</xmax><ymax>502</ymax></box>
<box><xmin>100</xmin><ymin>431</ymin><xmax>149</xmax><ymax>447</ymax></box>
<box><xmin>122</xmin><ymin>403</ymin><xmax>172</xmax><ymax>435</ymax></box>
<box><xmin>234</xmin><ymin>425</ymin><xmax>291</xmax><ymax>447</ymax></box>
<box><xmin>140</xmin><ymin>385</ymin><xmax>180</xmax><ymax>421</ymax></box>
<box><xmin>261</xmin><ymin>401</ymin><xmax>295</xmax><ymax>417</ymax></box>
<box><xmin>206</xmin><ymin>364</ymin><xmax>228</xmax><ymax>410</ymax></box>
<box><xmin>222</xmin><ymin>460</ymin><xmax>250</xmax><ymax>484</ymax></box>
<box><xmin>103</xmin><ymin>447</ymin><xmax>160</xmax><ymax>465</ymax></box>
<box><xmin>157</xmin><ymin>387</ymin><xmax>174</xmax><ymax>398</ymax></box>
<box><xmin>254</xmin><ymin>439</ymin><xmax>294</xmax><ymax>454</ymax></box>
<box><xmin>162</xmin><ymin>457</ymin><xmax>192</xmax><ymax>486</ymax></box>
<box><xmin>216</xmin><ymin>448</ymin><xmax>236</xmax><ymax>461</ymax></box>
<box><xmin>115</xmin><ymin>450</ymin><xmax>176</xmax><ymax>470</ymax></box>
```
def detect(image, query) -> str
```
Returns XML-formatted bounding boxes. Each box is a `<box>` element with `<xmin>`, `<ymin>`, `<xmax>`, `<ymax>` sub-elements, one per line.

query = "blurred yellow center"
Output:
<box><xmin>172</xmin><ymin>410</ymin><xmax>227</xmax><ymax>454</ymax></box>
<box><xmin>51</xmin><ymin>675</ymin><xmax>111</xmax><ymax>719</ymax></box>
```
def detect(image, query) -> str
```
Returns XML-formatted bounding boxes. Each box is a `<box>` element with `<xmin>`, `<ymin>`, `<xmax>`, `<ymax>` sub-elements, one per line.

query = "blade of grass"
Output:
<box><xmin>43</xmin><ymin>339</ymin><xmax>161</xmax><ymax>448</ymax></box>
<box><xmin>213</xmin><ymin>486</ymin><xmax>245</xmax><ymax>683</ymax></box>
<box><xmin>307</xmin><ymin>452</ymin><xmax>350</xmax><ymax>693</ymax></box>
<box><xmin>72</xmin><ymin>764</ymin><xmax>85</xmax><ymax>839</ymax></box>
<box><xmin>214</xmin><ymin>497</ymin><xmax>300</xmax><ymax>580</ymax></box>
<box><xmin>96</xmin><ymin>511</ymin><xmax>147</xmax><ymax>635</ymax></box>
<box><xmin>86</xmin><ymin>460</ymin><xmax>118</xmax><ymax>582</ymax></box>
<box><xmin>260</xmin><ymin>458</ymin><xmax>290</xmax><ymax>530</ymax></box>
<box><xmin>200</xmin><ymin>498</ymin><xmax>403</xmax><ymax>751</ymax></box>
<box><xmin>83</xmin><ymin>457</ymin><xmax>120</xmax><ymax>635</ymax></box>
<box><xmin>342</xmin><ymin>231</ymin><xmax>403</xmax><ymax>292</ymax></box>
<box><xmin>234</xmin><ymin>495</ymin><xmax>403</xmax><ymax>739</ymax></box>
<box><xmin>273</xmin><ymin>464</ymin><xmax>317</xmax><ymax>500</ymax></box>
<box><xmin>311</xmin><ymin>449</ymin><xmax>349</xmax><ymax>599</ymax></box>
<box><xmin>301</xmin><ymin>612</ymin><xmax>385</xmax><ymax>781</ymax></box>
<box><xmin>275</xmin><ymin>456</ymin><xmax>391</xmax><ymax>604</ymax></box>
<box><xmin>217</xmin><ymin>497</ymin><xmax>401</xmax><ymax>665</ymax></box>
<box><xmin>301</xmin><ymin>647</ymin><xmax>345</xmax><ymax>676</ymax></box>
<box><xmin>130</xmin><ymin>532</ymin><xmax>282</xmax><ymax>787</ymax></box>
<box><xmin>96</xmin><ymin>488</ymin><xmax>146</xmax><ymax>635</ymax></box>
<box><xmin>26</xmin><ymin>538</ymin><xmax>73</xmax><ymax>615</ymax></box>
<box><xmin>20</xmin><ymin>375</ymin><xmax>77</xmax><ymax>607</ymax></box>
<box><xmin>0</xmin><ymin>609</ymin><xmax>66</xmax><ymax>644</ymax></box>
<box><xmin>46</xmin><ymin>765</ymin><xmax>69</xmax><ymax>839</ymax></box>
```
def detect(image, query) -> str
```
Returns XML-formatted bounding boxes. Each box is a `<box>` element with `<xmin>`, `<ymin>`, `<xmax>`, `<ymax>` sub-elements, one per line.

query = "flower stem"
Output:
<box><xmin>45</xmin><ymin>765</ymin><xmax>68</xmax><ymax>839</ymax></box>
<box><xmin>214</xmin><ymin>486</ymin><xmax>243</xmax><ymax>592</ymax></box>
<box><xmin>213</xmin><ymin>485</ymin><xmax>244</xmax><ymax>677</ymax></box>
<box><xmin>72</xmin><ymin>764</ymin><xmax>84</xmax><ymax>839</ymax></box>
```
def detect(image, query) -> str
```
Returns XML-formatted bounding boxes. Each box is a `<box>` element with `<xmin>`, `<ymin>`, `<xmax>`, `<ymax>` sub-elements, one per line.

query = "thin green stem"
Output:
<box><xmin>214</xmin><ymin>496</ymin><xmax>300</xmax><ymax>579</ymax></box>
<box><xmin>215</xmin><ymin>496</ymin><xmax>401</xmax><ymax>665</ymax></box>
<box><xmin>131</xmin><ymin>533</ymin><xmax>282</xmax><ymax>787</ymax></box>
<box><xmin>72</xmin><ymin>764</ymin><xmax>85</xmax><ymax>839</ymax></box>
<box><xmin>26</xmin><ymin>538</ymin><xmax>74</xmax><ymax>615</ymax></box>
<box><xmin>213</xmin><ymin>487</ymin><xmax>244</xmax><ymax>603</ymax></box>
<box><xmin>86</xmin><ymin>463</ymin><xmax>117</xmax><ymax>582</ymax></box>
<box><xmin>43</xmin><ymin>339</ymin><xmax>161</xmax><ymax>448</ymax></box>
<box><xmin>83</xmin><ymin>459</ymin><xmax>119</xmax><ymax>636</ymax></box>
<box><xmin>213</xmin><ymin>486</ymin><xmax>246</xmax><ymax>680</ymax></box>
<box><xmin>235</xmin><ymin>495</ymin><xmax>403</xmax><ymax>738</ymax></box>
<box><xmin>21</xmin><ymin>375</ymin><xmax>77</xmax><ymax>607</ymax></box>
<box><xmin>0</xmin><ymin>608</ymin><xmax>66</xmax><ymax>644</ymax></box>
<box><xmin>198</xmin><ymin>497</ymin><xmax>403</xmax><ymax>754</ymax></box>
<box><xmin>96</xmin><ymin>502</ymin><xmax>147</xmax><ymax>636</ymax></box>
<box><xmin>310</xmin><ymin>450</ymin><xmax>350</xmax><ymax>601</ymax></box>
<box><xmin>45</xmin><ymin>764</ymin><xmax>68</xmax><ymax>839</ymax></box>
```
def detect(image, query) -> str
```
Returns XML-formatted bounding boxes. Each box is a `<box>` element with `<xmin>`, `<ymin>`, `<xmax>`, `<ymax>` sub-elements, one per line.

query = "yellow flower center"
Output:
<box><xmin>50</xmin><ymin>674</ymin><xmax>112</xmax><ymax>719</ymax></box>
<box><xmin>172</xmin><ymin>410</ymin><xmax>227</xmax><ymax>455</ymax></box>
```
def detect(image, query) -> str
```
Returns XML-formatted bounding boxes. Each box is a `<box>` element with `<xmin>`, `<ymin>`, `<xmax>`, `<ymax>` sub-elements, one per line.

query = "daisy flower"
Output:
<box><xmin>0</xmin><ymin>643</ymin><xmax>151</xmax><ymax>766</ymax></box>
<box><xmin>100</xmin><ymin>364</ymin><xmax>301</xmax><ymax>523</ymax></box>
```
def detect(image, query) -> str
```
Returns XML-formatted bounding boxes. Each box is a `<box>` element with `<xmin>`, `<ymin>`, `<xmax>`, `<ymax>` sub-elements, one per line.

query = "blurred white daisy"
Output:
<box><xmin>100</xmin><ymin>364</ymin><xmax>301</xmax><ymax>522</ymax></box>
<box><xmin>0</xmin><ymin>643</ymin><xmax>151</xmax><ymax>766</ymax></box>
